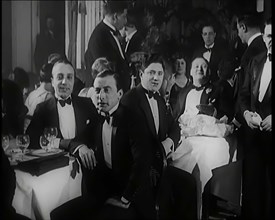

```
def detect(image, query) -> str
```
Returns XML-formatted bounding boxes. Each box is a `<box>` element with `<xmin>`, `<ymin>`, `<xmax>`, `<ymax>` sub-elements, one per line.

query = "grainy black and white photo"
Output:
<box><xmin>1</xmin><ymin>0</ymin><xmax>272</xmax><ymax>219</ymax></box>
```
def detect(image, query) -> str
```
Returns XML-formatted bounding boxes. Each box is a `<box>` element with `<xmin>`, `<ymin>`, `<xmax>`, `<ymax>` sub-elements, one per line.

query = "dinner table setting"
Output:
<box><xmin>2</xmin><ymin>130</ymin><xmax>82</xmax><ymax>220</ymax></box>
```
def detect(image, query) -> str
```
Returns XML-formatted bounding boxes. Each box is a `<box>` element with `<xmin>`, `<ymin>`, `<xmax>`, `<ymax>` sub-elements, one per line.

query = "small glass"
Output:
<box><xmin>16</xmin><ymin>134</ymin><xmax>30</xmax><ymax>155</ymax></box>
<box><xmin>2</xmin><ymin>135</ymin><xmax>10</xmax><ymax>152</ymax></box>
<box><xmin>44</xmin><ymin>127</ymin><xmax>58</xmax><ymax>149</ymax></box>
<box><xmin>40</xmin><ymin>135</ymin><xmax>50</xmax><ymax>152</ymax></box>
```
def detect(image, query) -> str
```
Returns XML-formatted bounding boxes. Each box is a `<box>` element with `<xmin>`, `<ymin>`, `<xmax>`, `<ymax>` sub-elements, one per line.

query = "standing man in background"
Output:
<box><xmin>34</xmin><ymin>14</ymin><xmax>63</xmax><ymax>74</ymax></box>
<box><xmin>85</xmin><ymin>0</ymin><xmax>131</xmax><ymax>93</ymax></box>
<box><xmin>239</xmin><ymin>17</ymin><xmax>272</xmax><ymax>220</ymax></box>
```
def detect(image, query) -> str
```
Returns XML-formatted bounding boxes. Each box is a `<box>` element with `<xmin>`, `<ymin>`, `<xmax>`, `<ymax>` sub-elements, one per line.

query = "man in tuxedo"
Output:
<box><xmin>120</xmin><ymin>54</ymin><xmax>197</xmax><ymax>219</ymax></box>
<box><xmin>124</xmin><ymin>7</ymin><xmax>144</xmax><ymax>60</ymax></box>
<box><xmin>193</xmin><ymin>23</ymin><xmax>228</xmax><ymax>84</ymax></box>
<box><xmin>26</xmin><ymin>58</ymin><xmax>99</xmax><ymax>153</ymax></box>
<box><xmin>239</xmin><ymin>17</ymin><xmax>272</xmax><ymax>220</ymax></box>
<box><xmin>232</xmin><ymin>11</ymin><xmax>267</xmax><ymax>158</ymax></box>
<box><xmin>173</xmin><ymin>57</ymin><xmax>217</xmax><ymax>121</ymax></box>
<box><xmin>84</xmin><ymin>0</ymin><xmax>130</xmax><ymax>93</ymax></box>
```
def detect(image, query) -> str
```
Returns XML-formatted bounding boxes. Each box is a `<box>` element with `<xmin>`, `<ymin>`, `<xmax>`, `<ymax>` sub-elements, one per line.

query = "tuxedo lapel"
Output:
<box><xmin>136</xmin><ymin>85</ymin><xmax>157</xmax><ymax>137</ymax></box>
<box><xmin>156</xmin><ymin>96</ymin><xmax>166</xmax><ymax>139</ymax></box>
<box><xmin>49</xmin><ymin>98</ymin><xmax>62</xmax><ymax>138</ymax></box>
<box><xmin>71</xmin><ymin>96</ymin><xmax>80</xmax><ymax>137</ymax></box>
<box><xmin>102</xmin><ymin>22</ymin><xmax>125</xmax><ymax>60</ymax></box>
<box><xmin>252</xmin><ymin>55</ymin><xmax>266</xmax><ymax>99</ymax></box>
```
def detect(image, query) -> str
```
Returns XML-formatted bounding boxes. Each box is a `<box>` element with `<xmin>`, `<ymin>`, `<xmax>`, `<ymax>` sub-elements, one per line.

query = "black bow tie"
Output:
<box><xmin>192</xmin><ymin>85</ymin><xmax>205</xmax><ymax>91</ymax></box>
<box><xmin>58</xmin><ymin>98</ymin><xmax>72</xmax><ymax>107</ymax></box>
<box><xmin>268</xmin><ymin>53</ymin><xmax>272</xmax><ymax>61</ymax></box>
<box><xmin>99</xmin><ymin>111</ymin><xmax>111</xmax><ymax>124</ymax></box>
<box><xmin>110</xmin><ymin>28</ymin><xmax>121</xmax><ymax>37</ymax></box>
<box><xmin>144</xmin><ymin>89</ymin><xmax>159</xmax><ymax>99</ymax></box>
<box><xmin>205</xmin><ymin>47</ymin><xmax>212</xmax><ymax>53</ymax></box>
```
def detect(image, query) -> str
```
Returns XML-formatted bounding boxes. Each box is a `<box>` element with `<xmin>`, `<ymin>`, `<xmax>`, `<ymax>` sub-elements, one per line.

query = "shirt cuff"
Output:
<box><xmin>162</xmin><ymin>138</ymin><xmax>174</xmax><ymax>156</ymax></box>
<box><xmin>72</xmin><ymin>144</ymin><xmax>85</xmax><ymax>155</ymax></box>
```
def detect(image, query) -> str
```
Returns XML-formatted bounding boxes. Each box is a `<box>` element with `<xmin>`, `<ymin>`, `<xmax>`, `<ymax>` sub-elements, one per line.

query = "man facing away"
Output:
<box><xmin>84</xmin><ymin>0</ymin><xmax>130</xmax><ymax>93</ymax></box>
<box><xmin>239</xmin><ymin>17</ymin><xmax>272</xmax><ymax>220</ymax></box>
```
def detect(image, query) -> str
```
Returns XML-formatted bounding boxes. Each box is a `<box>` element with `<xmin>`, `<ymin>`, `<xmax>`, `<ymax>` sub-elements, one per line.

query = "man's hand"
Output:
<box><xmin>105</xmin><ymin>197</ymin><xmax>130</xmax><ymax>209</ymax></box>
<box><xmin>260</xmin><ymin>115</ymin><xmax>272</xmax><ymax>132</ymax></box>
<box><xmin>78</xmin><ymin>145</ymin><xmax>96</xmax><ymax>170</ymax></box>
<box><xmin>244</xmin><ymin>111</ymin><xmax>260</xmax><ymax>129</ymax></box>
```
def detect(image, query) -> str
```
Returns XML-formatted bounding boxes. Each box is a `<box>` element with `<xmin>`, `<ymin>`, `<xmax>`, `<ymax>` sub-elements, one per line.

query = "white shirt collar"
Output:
<box><xmin>99</xmin><ymin>102</ymin><xmax>119</xmax><ymax>117</ymax></box>
<box><xmin>55</xmin><ymin>94</ymin><xmax>72</xmax><ymax>101</ymax></box>
<box><xmin>248</xmin><ymin>32</ymin><xmax>262</xmax><ymax>47</ymax></box>
<box><xmin>126</xmin><ymin>30</ymin><xmax>137</xmax><ymax>42</ymax></box>
<box><xmin>103</xmin><ymin>18</ymin><xmax>116</xmax><ymax>32</ymax></box>
<box><xmin>205</xmin><ymin>43</ymin><xmax>214</xmax><ymax>49</ymax></box>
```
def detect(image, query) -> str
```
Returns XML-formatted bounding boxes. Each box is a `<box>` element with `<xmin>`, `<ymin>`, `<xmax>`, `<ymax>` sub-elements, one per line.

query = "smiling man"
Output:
<box><xmin>26</xmin><ymin>58</ymin><xmax>99</xmax><ymax>154</ymax></box>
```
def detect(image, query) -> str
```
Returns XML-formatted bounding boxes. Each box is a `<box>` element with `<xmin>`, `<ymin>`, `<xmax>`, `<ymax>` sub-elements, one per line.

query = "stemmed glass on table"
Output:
<box><xmin>42</xmin><ymin>127</ymin><xmax>58</xmax><ymax>151</ymax></box>
<box><xmin>16</xmin><ymin>134</ymin><xmax>30</xmax><ymax>159</ymax></box>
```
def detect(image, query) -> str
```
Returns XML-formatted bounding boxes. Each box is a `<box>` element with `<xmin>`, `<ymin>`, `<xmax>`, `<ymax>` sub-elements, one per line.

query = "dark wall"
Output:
<box><xmin>2</xmin><ymin>1</ymin><xmax>12</xmax><ymax>79</ymax></box>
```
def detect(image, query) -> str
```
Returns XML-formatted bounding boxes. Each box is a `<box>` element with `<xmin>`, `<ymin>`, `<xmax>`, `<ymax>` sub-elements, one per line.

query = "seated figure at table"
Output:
<box><xmin>26</xmin><ymin>57</ymin><xmax>99</xmax><ymax>151</ymax></box>
<box><xmin>53</xmin><ymin>58</ymin><xmax>198</xmax><ymax>220</ymax></box>
<box><xmin>24</xmin><ymin>63</ymin><xmax>54</xmax><ymax>132</ymax></box>
<box><xmin>2</xmin><ymin>79</ymin><xmax>28</xmax><ymax>138</ymax></box>
<box><xmin>173</xmin><ymin>56</ymin><xmax>217</xmax><ymax>120</ymax></box>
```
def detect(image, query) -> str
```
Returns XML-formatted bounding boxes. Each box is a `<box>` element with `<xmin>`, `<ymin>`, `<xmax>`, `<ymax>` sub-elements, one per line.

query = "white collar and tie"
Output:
<box><xmin>258</xmin><ymin>54</ymin><xmax>272</xmax><ymax>102</ymax></box>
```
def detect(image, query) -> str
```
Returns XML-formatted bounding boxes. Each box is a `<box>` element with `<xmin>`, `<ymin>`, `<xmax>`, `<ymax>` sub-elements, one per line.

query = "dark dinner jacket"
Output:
<box><xmin>84</xmin><ymin>21</ymin><xmax>130</xmax><ymax>91</ymax></box>
<box><xmin>88</xmin><ymin>104</ymin><xmax>150</xmax><ymax>202</ymax></box>
<box><xmin>125</xmin><ymin>31</ymin><xmax>144</xmax><ymax>60</ymax></box>
<box><xmin>193</xmin><ymin>41</ymin><xmax>228</xmax><ymax>83</ymax></box>
<box><xmin>26</xmin><ymin>95</ymin><xmax>99</xmax><ymax>151</ymax></box>
<box><xmin>239</xmin><ymin>52</ymin><xmax>271</xmax><ymax>120</ymax></box>
<box><xmin>172</xmin><ymin>83</ymin><xmax>216</xmax><ymax>120</ymax></box>
<box><xmin>235</xmin><ymin>36</ymin><xmax>267</xmax><ymax>125</ymax></box>
<box><xmin>121</xmin><ymin>84</ymin><xmax>180</xmax><ymax>151</ymax></box>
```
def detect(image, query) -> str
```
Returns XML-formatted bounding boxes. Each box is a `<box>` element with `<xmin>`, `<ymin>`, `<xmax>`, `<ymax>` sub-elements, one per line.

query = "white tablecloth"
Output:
<box><xmin>171</xmin><ymin>136</ymin><xmax>232</xmax><ymax>218</ymax></box>
<box><xmin>171</xmin><ymin>136</ymin><xmax>231</xmax><ymax>190</ymax></box>
<box><xmin>12</xmin><ymin>157</ymin><xmax>82</xmax><ymax>220</ymax></box>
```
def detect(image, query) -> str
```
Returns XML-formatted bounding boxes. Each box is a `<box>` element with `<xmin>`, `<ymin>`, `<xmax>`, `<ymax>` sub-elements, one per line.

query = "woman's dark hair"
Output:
<box><xmin>12</xmin><ymin>67</ymin><xmax>30</xmax><ymax>89</ymax></box>
<box><xmin>103</xmin><ymin>0</ymin><xmax>129</xmax><ymax>16</ymax></box>
<box><xmin>40</xmin><ymin>63</ymin><xmax>53</xmax><ymax>83</ymax></box>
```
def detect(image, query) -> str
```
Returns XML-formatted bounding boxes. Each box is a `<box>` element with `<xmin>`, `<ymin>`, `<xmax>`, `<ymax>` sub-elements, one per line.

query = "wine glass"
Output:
<box><xmin>40</xmin><ymin>135</ymin><xmax>50</xmax><ymax>152</ymax></box>
<box><xmin>2</xmin><ymin>135</ymin><xmax>10</xmax><ymax>152</ymax></box>
<box><xmin>43</xmin><ymin>127</ymin><xmax>58</xmax><ymax>149</ymax></box>
<box><xmin>16</xmin><ymin>134</ymin><xmax>30</xmax><ymax>157</ymax></box>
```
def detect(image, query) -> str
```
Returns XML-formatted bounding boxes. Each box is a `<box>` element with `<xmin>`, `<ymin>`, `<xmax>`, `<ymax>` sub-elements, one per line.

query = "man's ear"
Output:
<box><xmin>118</xmin><ymin>89</ymin><xmax>123</xmax><ymax>100</ymax></box>
<box><xmin>240</xmin><ymin>23</ymin><xmax>247</xmax><ymax>33</ymax></box>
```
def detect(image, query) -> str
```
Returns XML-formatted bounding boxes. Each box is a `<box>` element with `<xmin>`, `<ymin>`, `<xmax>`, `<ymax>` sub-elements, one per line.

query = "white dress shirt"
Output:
<box><xmin>102</xmin><ymin>103</ymin><xmax>119</xmax><ymax>168</ymax></box>
<box><xmin>103</xmin><ymin>18</ymin><xmax>125</xmax><ymax>59</ymax></box>
<box><xmin>203</xmin><ymin>43</ymin><xmax>214</xmax><ymax>62</ymax></box>
<box><xmin>184</xmin><ymin>89</ymin><xmax>204</xmax><ymax>116</ymax></box>
<box><xmin>125</xmin><ymin>30</ymin><xmax>137</xmax><ymax>53</ymax></box>
<box><xmin>56</xmin><ymin>96</ymin><xmax>76</xmax><ymax>139</ymax></box>
<box><xmin>258</xmin><ymin>56</ymin><xmax>271</xmax><ymax>102</ymax></box>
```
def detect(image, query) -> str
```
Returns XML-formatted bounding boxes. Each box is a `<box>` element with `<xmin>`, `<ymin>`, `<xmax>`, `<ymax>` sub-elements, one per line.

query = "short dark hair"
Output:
<box><xmin>201</xmin><ymin>22</ymin><xmax>216</xmax><ymax>33</ymax></box>
<box><xmin>12</xmin><ymin>67</ymin><xmax>30</xmax><ymax>89</ymax></box>
<box><xmin>52</xmin><ymin>58</ymin><xmax>75</xmax><ymax>75</ymax></box>
<box><xmin>47</xmin><ymin>53</ymin><xmax>66</xmax><ymax>65</ymax></box>
<box><xmin>103</xmin><ymin>0</ymin><xmax>129</xmax><ymax>16</ymax></box>
<box><xmin>142</xmin><ymin>53</ymin><xmax>165</xmax><ymax>72</ymax></box>
<box><xmin>40</xmin><ymin>63</ymin><xmax>53</xmax><ymax>83</ymax></box>
<box><xmin>126</xmin><ymin>7</ymin><xmax>139</xmax><ymax>28</ymax></box>
<box><xmin>95</xmin><ymin>69</ymin><xmax>122</xmax><ymax>91</ymax></box>
<box><xmin>236</xmin><ymin>11</ymin><xmax>263</xmax><ymax>29</ymax></box>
